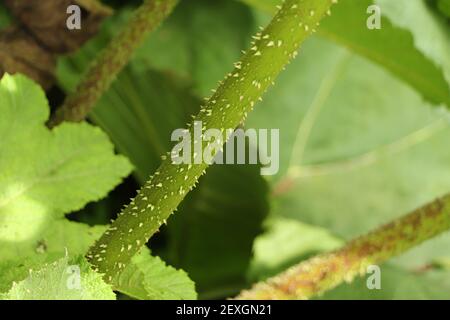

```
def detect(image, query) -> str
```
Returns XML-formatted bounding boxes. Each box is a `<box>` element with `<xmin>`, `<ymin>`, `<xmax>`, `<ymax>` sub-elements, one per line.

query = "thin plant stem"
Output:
<box><xmin>49</xmin><ymin>0</ymin><xmax>179</xmax><ymax>127</ymax></box>
<box><xmin>236</xmin><ymin>193</ymin><xmax>450</xmax><ymax>299</ymax></box>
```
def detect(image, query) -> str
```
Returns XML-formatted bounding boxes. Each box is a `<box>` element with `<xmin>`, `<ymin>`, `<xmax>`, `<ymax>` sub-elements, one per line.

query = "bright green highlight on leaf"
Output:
<box><xmin>50</xmin><ymin>0</ymin><xmax>179</xmax><ymax>126</ymax></box>
<box><xmin>0</xmin><ymin>73</ymin><xmax>131</xmax><ymax>290</ymax></box>
<box><xmin>1</xmin><ymin>256</ymin><xmax>115</xmax><ymax>300</ymax></box>
<box><xmin>0</xmin><ymin>221</ymin><xmax>106</xmax><ymax>292</ymax></box>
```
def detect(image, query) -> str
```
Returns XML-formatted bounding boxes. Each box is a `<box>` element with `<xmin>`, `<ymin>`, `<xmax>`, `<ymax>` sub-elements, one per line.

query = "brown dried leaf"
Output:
<box><xmin>4</xmin><ymin>0</ymin><xmax>112</xmax><ymax>53</ymax></box>
<box><xmin>0</xmin><ymin>27</ymin><xmax>56</xmax><ymax>89</ymax></box>
<box><xmin>0</xmin><ymin>0</ymin><xmax>111</xmax><ymax>88</ymax></box>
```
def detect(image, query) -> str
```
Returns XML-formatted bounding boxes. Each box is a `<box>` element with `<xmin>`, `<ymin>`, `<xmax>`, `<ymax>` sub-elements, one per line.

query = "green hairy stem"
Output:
<box><xmin>49</xmin><ymin>0</ymin><xmax>178</xmax><ymax>127</ymax></box>
<box><xmin>87</xmin><ymin>0</ymin><xmax>338</xmax><ymax>282</ymax></box>
<box><xmin>237</xmin><ymin>193</ymin><xmax>450</xmax><ymax>300</ymax></box>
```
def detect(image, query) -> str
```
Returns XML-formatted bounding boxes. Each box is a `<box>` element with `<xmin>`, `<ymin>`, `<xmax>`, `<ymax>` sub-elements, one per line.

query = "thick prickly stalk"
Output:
<box><xmin>87</xmin><ymin>0</ymin><xmax>338</xmax><ymax>282</ymax></box>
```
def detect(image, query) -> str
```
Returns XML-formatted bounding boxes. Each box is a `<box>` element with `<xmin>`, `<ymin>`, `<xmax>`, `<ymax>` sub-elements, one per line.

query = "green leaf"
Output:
<box><xmin>247</xmin><ymin>35</ymin><xmax>450</xmax><ymax>273</ymax></box>
<box><xmin>376</xmin><ymin>0</ymin><xmax>450</xmax><ymax>86</ymax></box>
<box><xmin>1</xmin><ymin>256</ymin><xmax>115</xmax><ymax>300</ymax></box>
<box><xmin>113</xmin><ymin>249</ymin><xmax>197</xmax><ymax>300</ymax></box>
<box><xmin>0</xmin><ymin>73</ymin><xmax>132</xmax><ymax>264</ymax></box>
<box><xmin>0</xmin><ymin>221</ymin><xmax>106</xmax><ymax>292</ymax></box>
<box><xmin>240</xmin><ymin>0</ymin><xmax>450</xmax><ymax>108</ymax></box>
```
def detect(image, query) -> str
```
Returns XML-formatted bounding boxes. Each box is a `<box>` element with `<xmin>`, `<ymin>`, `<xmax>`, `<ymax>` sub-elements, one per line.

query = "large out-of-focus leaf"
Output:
<box><xmin>247</xmin><ymin>35</ymin><xmax>450</xmax><ymax>278</ymax></box>
<box><xmin>133</xmin><ymin>0</ymin><xmax>255</xmax><ymax>96</ymax></box>
<box><xmin>239</xmin><ymin>0</ymin><xmax>450</xmax><ymax>108</ymax></box>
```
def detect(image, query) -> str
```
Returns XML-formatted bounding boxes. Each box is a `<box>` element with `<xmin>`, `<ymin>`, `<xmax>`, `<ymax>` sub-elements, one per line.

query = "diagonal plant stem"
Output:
<box><xmin>236</xmin><ymin>193</ymin><xmax>450</xmax><ymax>299</ymax></box>
<box><xmin>87</xmin><ymin>0</ymin><xmax>339</xmax><ymax>282</ymax></box>
<box><xmin>48</xmin><ymin>0</ymin><xmax>179</xmax><ymax>127</ymax></box>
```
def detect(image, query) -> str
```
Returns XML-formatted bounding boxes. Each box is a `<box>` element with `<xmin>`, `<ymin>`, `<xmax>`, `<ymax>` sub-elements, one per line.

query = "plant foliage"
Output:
<box><xmin>1</xmin><ymin>0</ymin><xmax>449</xmax><ymax>300</ymax></box>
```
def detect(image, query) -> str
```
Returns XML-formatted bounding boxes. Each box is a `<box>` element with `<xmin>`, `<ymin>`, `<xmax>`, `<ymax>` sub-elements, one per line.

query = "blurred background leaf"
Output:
<box><xmin>240</xmin><ymin>0</ymin><xmax>450</xmax><ymax>108</ymax></box>
<box><xmin>165</xmin><ymin>163</ymin><xmax>269</xmax><ymax>299</ymax></box>
<box><xmin>247</xmin><ymin>34</ymin><xmax>450</xmax><ymax>269</ymax></box>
